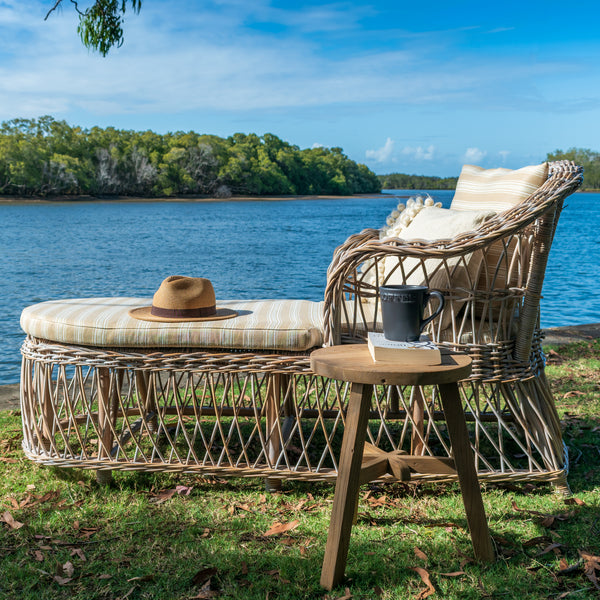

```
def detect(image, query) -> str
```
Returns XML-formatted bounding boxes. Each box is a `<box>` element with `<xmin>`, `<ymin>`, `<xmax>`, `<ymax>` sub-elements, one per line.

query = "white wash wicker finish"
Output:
<box><xmin>20</xmin><ymin>161</ymin><xmax>582</xmax><ymax>489</ymax></box>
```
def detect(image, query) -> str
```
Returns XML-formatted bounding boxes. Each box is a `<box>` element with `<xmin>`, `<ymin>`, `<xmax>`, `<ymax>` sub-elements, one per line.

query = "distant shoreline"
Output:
<box><xmin>0</xmin><ymin>193</ymin><xmax>396</xmax><ymax>205</ymax></box>
<box><xmin>0</xmin><ymin>189</ymin><xmax>595</xmax><ymax>205</ymax></box>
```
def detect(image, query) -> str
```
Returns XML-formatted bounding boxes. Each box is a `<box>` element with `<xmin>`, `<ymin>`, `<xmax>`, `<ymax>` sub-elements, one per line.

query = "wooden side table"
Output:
<box><xmin>310</xmin><ymin>345</ymin><xmax>495</xmax><ymax>590</ymax></box>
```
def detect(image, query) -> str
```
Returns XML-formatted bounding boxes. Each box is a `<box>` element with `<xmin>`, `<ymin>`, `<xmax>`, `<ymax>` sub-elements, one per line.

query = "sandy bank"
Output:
<box><xmin>0</xmin><ymin>193</ymin><xmax>389</xmax><ymax>205</ymax></box>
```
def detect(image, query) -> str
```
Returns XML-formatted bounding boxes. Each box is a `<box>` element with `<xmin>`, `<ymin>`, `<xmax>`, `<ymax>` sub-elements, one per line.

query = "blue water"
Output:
<box><xmin>1</xmin><ymin>190</ymin><xmax>598</xmax><ymax>385</ymax></box>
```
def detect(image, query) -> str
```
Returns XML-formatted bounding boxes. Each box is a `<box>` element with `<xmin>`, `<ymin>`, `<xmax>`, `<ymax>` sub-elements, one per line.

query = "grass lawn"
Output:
<box><xmin>1</xmin><ymin>340</ymin><xmax>599</xmax><ymax>600</ymax></box>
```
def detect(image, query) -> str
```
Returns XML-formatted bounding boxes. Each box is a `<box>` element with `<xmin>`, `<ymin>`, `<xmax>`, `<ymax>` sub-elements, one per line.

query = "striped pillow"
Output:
<box><xmin>451</xmin><ymin>163</ymin><xmax>548</xmax><ymax>320</ymax></box>
<box><xmin>451</xmin><ymin>163</ymin><xmax>548</xmax><ymax>213</ymax></box>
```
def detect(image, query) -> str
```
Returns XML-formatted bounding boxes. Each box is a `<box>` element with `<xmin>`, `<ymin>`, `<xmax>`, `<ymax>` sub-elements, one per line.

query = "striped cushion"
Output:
<box><xmin>451</xmin><ymin>163</ymin><xmax>548</xmax><ymax>213</ymax></box>
<box><xmin>21</xmin><ymin>297</ymin><xmax>324</xmax><ymax>351</ymax></box>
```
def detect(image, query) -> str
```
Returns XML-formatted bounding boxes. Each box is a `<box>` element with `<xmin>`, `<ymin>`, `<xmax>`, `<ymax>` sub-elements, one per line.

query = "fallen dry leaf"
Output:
<box><xmin>412</xmin><ymin>566</ymin><xmax>436</xmax><ymax>599</ymax></box>
<box><xmin>580</xmin><ymin>550</ymin><xmax>600</xmax><ymax>590</ymax></box>
<box><xmin>536</xmin><ymin>543</ymin><xmax>563</xmax><ymax>557</ymax></box>
<box><xmin>76</xmin><ymin>527</ymin><xmax>99</xmax><ymax>540</ymax></box>
<box><xmin>546</xmin><ymin>350</ymin><xmax>564</xmax><ymax>363</ymax></box>
<box><xmin>150</xmin><ymin>489</ymin><xmax>176</xmax><ymax>503</ymax></box>
<box><xmin>120</xmin><ymin>585</ymin><xmax>136</xmax><ymax>600</ymax></box>
<box><xmin>71</xmin><ymin>548</ymin><xmax>87</xmax><ymax>561</ymax></box>
<box><xmin>564</xmin><ymin>497</ymin><xmax>586</xmax><ymax>506</ymax></box>
<box><xmin>366</xmin><ymin>494</ymin><xmax>388</xmax><ymax>508</ymax></box>
<box><xmin>264</xmin><ymin>569</ymin><xmax>291</xmax><ymax>584</ymax></box>
<box><xmin>510</xmin><ymin>499</ymin><xmax>574</xmax><ymax>527</ymax></box>
<box><xmin>559</xmin><ymin>558</ymin><xmax>569</xmax><ymax>571</ymax></box>
<box><xmin>52</xmin><ymin>575</ymin><xmax>72</xmax><ymax>586</ymax></box>
<box><xmin>126</xmin><ymin>575</ymin><xmax>154</xmax><ymax>583</ymax></box>
<box><xmin>335</xmin><ymin>587</ymin><xmax>353</xmax><ymax>600</ymax></box>
<box><xmin>439</xmin><ymin>571</ymin><xmax>466</xmax><ymax>577</ymax></box>
<box><xmin>522</xmin><ymin>535</ymin><xmax>552</xmax><ymax>547</ymax></box>
<box><xmin>510</xmin><ymin>499</ymin><xmax>545</xmax><ymax>517</ymax></box>
<box><xmin>1</xmin><ymin>511</ymin><xmax>24</xmax><ymax>530</ymax></box>
<box><xmin>191</xmin><ymin>567</ymin><xmax>218</xmax><ymax>587</ymax></box>
<box><xmin>19</xmin><ymin>490</ymin><xmax>61</xmax><ymax>510</ymax></box>
<box><xmin>263</xmin><ymin>520</ymin><xmax>300</xmax><ymax>537</ymax></box>
<box><xmin>414</xmin><ymin>547</ymin><xmax>428</xmax><ymax>563</ymax></box>
<box><xmin>191</xmin><ymin>583</ymin><xmax>219</xmax><ymax>599</ymax></box>
<box><xmin>540</xmin><ymin>516</ymin><xmax>556</xmax><ymax>528</ymax></box>
<box><xmin>62</xmin><ymin>561</ymin><xmax>75</xmax><ymax>578</ymax></box>
<box><xmin>33</xmin><ymin>550</ymin><xmax>44</xmax><ymax>562</ymax></box>
<box><xmin>557</xmin><ymin>558</ymin><xmax>583</xmax><ymax>576</ymax></box>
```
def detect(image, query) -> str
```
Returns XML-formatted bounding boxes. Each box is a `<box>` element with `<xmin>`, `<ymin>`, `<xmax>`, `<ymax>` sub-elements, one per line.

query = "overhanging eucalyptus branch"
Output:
<box><xmin>44</xmin><ymin>0</ymin><xmax>142</xmax><ymax>56</ymax></box>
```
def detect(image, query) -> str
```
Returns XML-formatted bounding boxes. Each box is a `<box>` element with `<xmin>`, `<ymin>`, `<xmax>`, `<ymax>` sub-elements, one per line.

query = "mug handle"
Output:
<box><xmin>419</xmin><ymin>290</ymin><xmax>445</xmax><ymax>333</ymax></box>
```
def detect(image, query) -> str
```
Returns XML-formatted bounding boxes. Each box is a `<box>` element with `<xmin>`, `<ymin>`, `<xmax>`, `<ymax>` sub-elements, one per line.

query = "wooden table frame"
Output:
<box><xmin>310</xmin><ymin>345</ymin><xmax>495</xmax><ymax>590</ymax></box>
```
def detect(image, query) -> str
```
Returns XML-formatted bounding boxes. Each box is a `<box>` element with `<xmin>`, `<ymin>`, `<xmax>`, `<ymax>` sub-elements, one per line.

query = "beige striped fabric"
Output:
<box><xmin>451</xmin><ymin>163</ymin><xmax>549</xmax><ymax>213</ymax></box>
<box><xmin>21</xmin><ymin>297</ymin><xmax>325</xmax><ymax>351</ymax></box>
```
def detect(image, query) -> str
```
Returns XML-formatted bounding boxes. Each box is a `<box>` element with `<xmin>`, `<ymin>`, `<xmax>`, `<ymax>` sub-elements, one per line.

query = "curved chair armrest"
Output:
<box><xmin>323</xmin><ymin>233</ymin><xmax>508</xmax><ymax>346</ymax></box>
<box><xmin>327</xmin><ymin>228</ymin><xmax>380</xmax><ymax>279</ymax></box>
<box><xmin>323</xmin><ymin>160</ymin><xmax>583</xmax><ymax>349</ymax></box>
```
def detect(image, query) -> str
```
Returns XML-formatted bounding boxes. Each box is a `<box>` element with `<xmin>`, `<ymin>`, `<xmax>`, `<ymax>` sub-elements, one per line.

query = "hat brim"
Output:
<box><xmin>128</xmin><ymin>306</ymin><xmax>238</xmax><ymax>323</ymax></box>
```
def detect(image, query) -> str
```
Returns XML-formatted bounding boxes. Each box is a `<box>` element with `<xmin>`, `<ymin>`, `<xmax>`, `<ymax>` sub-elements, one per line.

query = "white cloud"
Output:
<box><xmin>402</xmin><ymin>145</ymin><xmax>435</xmax><ymax>161</ymax></box>
<box><xmin>366</xmin><ymin>138</ymin><xmax>395</xmax><ymax>163</ymax></box>
<box><xmin>464</xmin><ymin>147</ymin><xmax>487</xmax><ymax>163</ymax></box>
<box><xmin>498</xmin><ymin>150</ymin><xmax>510</xmax><ymax>162</ymax></box>
<box><xmin>0</xmin><ymin>0</ymin><xmax>581</xmax><ymax>123</ymax></box>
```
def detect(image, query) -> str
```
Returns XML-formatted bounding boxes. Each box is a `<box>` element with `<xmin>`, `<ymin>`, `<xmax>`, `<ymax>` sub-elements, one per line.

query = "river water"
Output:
<box><xmin>1</xmin><ymin>190</ymin><xmax>598</xmax><ymax>384</ymax></box>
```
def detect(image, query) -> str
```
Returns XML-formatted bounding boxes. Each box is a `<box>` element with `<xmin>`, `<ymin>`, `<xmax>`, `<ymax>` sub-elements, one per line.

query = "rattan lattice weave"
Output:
<box><xmin>20</xmin><ymin>161</ymin><xmax>582</xmax><ymax>490</ymax></box>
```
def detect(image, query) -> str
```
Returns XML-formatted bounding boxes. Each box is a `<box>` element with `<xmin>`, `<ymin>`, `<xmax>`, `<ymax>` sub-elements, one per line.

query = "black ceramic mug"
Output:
<box><xmin>380</xmin><ymin>285</ymin><xmax>445</xmax><ymax>342</ymax></box>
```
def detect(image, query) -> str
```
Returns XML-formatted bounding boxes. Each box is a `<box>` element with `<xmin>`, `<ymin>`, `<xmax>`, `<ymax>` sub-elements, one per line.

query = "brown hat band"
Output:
<box><xmin>150</xmin><ymin>304</ymin><xmax>217</xmax><ymax>319</ymax></box>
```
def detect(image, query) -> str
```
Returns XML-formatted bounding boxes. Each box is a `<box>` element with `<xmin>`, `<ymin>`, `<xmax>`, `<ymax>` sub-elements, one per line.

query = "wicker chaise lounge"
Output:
<box><xmin>19</xmin><ymin>160</ymin><xmax>582</xmax><ymax>490</ymax></box>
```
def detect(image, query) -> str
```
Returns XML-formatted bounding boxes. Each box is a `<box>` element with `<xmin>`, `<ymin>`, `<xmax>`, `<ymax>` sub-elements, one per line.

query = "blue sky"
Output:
<box><xmin>0</xmin><ymin>0</ymin><xmax>599</xmax><ymax>176</ymax></box>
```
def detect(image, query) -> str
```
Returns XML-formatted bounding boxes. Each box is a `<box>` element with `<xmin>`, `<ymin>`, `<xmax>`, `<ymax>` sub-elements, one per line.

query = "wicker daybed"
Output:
<box><xmin>19</xmin><ymin>160</ymin><xmax>583</xmax><ymax>490</ymax></box>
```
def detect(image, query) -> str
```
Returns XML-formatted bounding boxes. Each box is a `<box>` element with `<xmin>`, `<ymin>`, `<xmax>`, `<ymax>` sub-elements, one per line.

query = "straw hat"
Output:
<box><xmin>129</xmin><ymin>276</ymin><xmax>237</xmax><ymax>322</ymax></box>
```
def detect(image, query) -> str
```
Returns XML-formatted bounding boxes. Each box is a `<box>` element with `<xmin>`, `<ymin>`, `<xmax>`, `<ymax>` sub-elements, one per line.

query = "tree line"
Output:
<box><xmin>378</xmin><ymin>173</ymin><xmax>458</xmax><ymax>190</ymax></box>
<box><xmin>0</xmin><ymin>116</ymin><xmax>380</xmax><ymax>198</ymax></box>
<box><xmin>379</xmin><ymin>150</ymin><xmax>598</xmax><ymax>191</ymax></box>
<box><xmin>546</xmin><ymin>148</ymin><xmax>599</xmax><ymax>190</ymax></box>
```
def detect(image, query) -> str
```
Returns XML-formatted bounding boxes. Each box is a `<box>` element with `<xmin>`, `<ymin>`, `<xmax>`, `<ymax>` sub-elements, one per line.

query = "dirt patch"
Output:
<box><xmin>0</xmin><ymin>383</ymin><xmax>19</xmax><ymax>411</ymax></box>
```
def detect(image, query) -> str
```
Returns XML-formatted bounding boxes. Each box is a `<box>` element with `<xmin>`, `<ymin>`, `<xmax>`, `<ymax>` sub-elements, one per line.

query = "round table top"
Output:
<box><xmin>310</xmin><ymin>344</ymin><xmax>472</xmax><ymax>386</ymax></box>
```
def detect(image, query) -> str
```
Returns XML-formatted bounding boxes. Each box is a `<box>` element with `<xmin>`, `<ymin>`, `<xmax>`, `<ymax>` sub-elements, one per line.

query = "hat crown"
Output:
<box><xmin>128</xmin><ymin>275</ymin><xmax>237</xmax><ymax>322</ymax></box>
<box><xmin>153</xmin><ymin>276</ymin><xmax>216</xmax><ymax>310</ymax></box>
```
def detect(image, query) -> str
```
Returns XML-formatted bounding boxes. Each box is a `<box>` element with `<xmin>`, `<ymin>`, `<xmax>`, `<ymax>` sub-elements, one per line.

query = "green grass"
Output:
<box><xmin>1</xmin><ymin>341</ymin><xmax>599</xmax><ymax>599</ymax></box>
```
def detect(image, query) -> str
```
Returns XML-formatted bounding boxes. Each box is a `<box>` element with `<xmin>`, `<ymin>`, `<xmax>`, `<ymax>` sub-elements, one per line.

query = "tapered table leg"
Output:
<box><xmin>439</xmin><ymin>382</ymin><xmax>495</xmax><ymax>562</ymax></box>
<box><xmin>320</xmin><ymin>382</ymin><xmax>372</xmax><ymax>590</ymax></box>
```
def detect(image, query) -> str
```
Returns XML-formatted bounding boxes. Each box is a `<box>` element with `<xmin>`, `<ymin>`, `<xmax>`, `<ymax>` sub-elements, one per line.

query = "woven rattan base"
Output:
<box><xmin>20</xmin><ymin>336</ymin><xmax>568</xmax><ymax>489</ymax></box>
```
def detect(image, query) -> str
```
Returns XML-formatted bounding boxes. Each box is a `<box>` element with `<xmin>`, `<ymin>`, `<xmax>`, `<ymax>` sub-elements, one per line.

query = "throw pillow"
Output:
<box><xmin>359</xmin><ymin>195</ymin><xmax>441</xmax><ymax>300</ymax></box>
<box><xmin>450</xmin><ymin>162</ymin><xmax>548</xmax><ymax>319</ymax></box>
<box><xmin>450</xmin><ymin>162</ymin><xmax>549</xmax><ymax>213</ymax></box>
<box><xmin>383</xmin><ymin>207</ymin><xmax>496</xmax><ymax>329</ymax></box>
